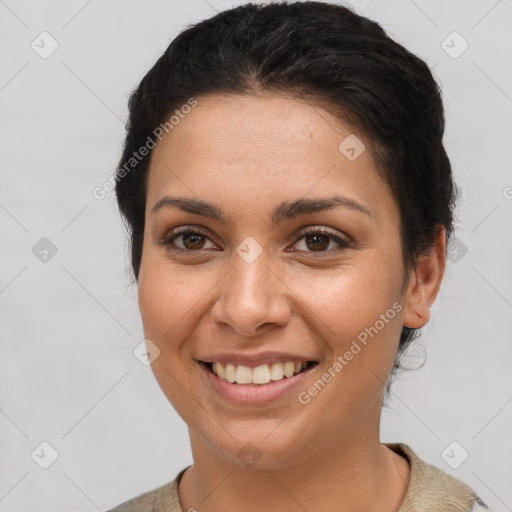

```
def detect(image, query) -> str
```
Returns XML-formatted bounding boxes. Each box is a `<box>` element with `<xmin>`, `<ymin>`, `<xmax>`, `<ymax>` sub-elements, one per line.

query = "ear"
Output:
<box><xmin>402</xmin><ymin>226</ymin><xmax>447</xmax><ymax>329</ymax></box>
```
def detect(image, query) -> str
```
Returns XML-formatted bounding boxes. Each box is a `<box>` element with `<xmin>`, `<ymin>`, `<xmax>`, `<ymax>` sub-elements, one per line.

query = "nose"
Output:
<box><xmin>210</xmin><ymin>250</ymin><xmax>292</xmax><ymax>338</ymax></box>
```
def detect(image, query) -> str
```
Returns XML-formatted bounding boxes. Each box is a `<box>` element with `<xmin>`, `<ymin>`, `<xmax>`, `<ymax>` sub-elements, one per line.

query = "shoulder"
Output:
<box><xmin>105</xmin><ymin>467</ymin><xmax>189</xmax><ymax>512</ymax></box>
<box><xmin>384</xmin><ymin>443</ymin><xmax>489</xmax><ymax>512</ymax></box>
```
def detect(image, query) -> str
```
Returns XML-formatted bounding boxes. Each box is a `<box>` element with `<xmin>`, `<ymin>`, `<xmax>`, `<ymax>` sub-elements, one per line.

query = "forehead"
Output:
<box><xmin>146</xmin><ymin>92</ymin><xmax>398</xmax><ymax>225</ymax></box>
<box><xmin>151</xmin><ymin>92</ymin><xmax>353</xmax><ymax>164</ymax></box>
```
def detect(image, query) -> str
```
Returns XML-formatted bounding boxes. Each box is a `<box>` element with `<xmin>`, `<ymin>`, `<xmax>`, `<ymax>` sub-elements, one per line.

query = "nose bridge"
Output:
<box><xmin>211</xmin><ymin>239</ymin><xmax>290</xmax><ymax>336</ymax></box>
<box><xmin>232</xmin><ymin>244</ymin><xmax>270</xmax><ymax>300</ymax></box>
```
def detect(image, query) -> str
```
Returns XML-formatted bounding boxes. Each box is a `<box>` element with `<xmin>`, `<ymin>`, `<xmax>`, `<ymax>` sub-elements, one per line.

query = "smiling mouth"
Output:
<box><xmin>200</xmin><ymin>361</ymin><xmax>318</xmax><ymax>385</ymax></box>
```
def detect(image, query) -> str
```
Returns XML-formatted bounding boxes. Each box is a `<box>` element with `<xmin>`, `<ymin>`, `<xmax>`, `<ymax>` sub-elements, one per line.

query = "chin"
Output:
<box><xmin>201</xmin><ymin>424</ymin><xmax>319</xmax><ymax>471</ymax></box>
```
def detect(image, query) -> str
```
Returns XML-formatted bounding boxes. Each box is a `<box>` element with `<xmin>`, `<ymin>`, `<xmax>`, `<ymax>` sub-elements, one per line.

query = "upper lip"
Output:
<box><xmin>198</xmin><ymin>351</ymin><xmax>319</xmax><ymax>367</ymax></box>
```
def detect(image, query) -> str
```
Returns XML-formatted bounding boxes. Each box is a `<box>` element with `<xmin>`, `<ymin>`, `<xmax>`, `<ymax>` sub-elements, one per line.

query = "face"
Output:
<box><xmin>138</xmin><ymin>92</ymin><xmax>414</xmax><ymax>469</ymax></box>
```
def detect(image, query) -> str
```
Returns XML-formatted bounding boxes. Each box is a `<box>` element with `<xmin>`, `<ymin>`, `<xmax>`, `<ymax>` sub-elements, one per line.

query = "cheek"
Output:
<box><xmin>137</xmin><ymin>261</ymin><xmax>212</xmax><ymax>421</ymax></box>
<box><xmin>285</xmin><ymin>268</ymin><xmax>403</xmax><ymax>433</ymax></box>
<box><xmin>138</xmin><ymin>258</ymin><xmax>205</xmax><ymax>339</ymax></box>
<box><xmin>137</xmin><ymin>257</ymin><xmax>227</xmax><ymax>377</ymax></box>
<box><xmin>297</xmin><ymin>256</ymin><xmax>402</xmax><ymax>330</ymax></box>
<box><xmin>288</xmin><ymin>254</ymin><xmax>404</xmax><ymax>381</ymax></box>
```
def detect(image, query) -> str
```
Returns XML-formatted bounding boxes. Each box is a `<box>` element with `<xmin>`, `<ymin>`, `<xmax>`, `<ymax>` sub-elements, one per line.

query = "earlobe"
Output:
<box><xmin>402</xmin><ymin>227</ymin><xmax>447</xmax><ymax>329</ymax></box>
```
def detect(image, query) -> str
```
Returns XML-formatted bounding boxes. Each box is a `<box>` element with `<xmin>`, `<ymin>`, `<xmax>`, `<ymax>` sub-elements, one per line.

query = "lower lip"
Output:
<box><xmin>199</xmin><ymin>362</ymin><xmax>317</xmax><ymax>405</ymax></box>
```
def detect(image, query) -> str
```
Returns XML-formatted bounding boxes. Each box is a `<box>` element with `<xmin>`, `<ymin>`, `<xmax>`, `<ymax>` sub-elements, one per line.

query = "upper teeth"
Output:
<box><xmin>211</xmin><ymin>361</ymin><xmax>309</xmax><ymax>385</ymax></box>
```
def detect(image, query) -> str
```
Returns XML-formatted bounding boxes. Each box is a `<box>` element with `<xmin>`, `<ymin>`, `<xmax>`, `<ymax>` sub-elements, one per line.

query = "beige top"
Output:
<box><xmin>106</xmin><ymin>443</ymin><xmax>488</xmax><ymax>512</ymax></box>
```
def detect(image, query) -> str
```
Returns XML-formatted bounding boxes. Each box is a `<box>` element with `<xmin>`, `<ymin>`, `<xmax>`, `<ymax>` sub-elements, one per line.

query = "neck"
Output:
<box><xmin>178</xmin><ymin>429</ymin><xmax>409</xmax><ymax>512</ymax></box>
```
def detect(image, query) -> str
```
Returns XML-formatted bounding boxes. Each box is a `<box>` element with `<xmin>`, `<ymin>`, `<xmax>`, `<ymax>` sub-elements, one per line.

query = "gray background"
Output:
<box><xmin>1</xmin><ymin>0</ymin><xmax>511</xmax><ymax>510</ymax></box>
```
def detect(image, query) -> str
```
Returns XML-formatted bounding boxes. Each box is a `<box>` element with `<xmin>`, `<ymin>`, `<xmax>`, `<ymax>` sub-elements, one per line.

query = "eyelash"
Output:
<box><xmin>158</xmin><ymin>226</ymin><xmax>350</xmax><ymax>255</ymax></box>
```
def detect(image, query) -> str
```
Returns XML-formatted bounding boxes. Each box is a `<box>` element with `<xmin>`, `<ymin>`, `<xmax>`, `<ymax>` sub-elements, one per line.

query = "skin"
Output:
<box><xmin>137</xmin><ymin>92</ymin><xmax>446</xmax><ymax>512</ymax></box>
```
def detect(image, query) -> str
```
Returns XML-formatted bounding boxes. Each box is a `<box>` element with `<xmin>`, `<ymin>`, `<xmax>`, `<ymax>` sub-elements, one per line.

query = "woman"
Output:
<box><xmin>107</xmin><ymin>2</ymin><xmax>488</xmax><ymax>511</ymax></box>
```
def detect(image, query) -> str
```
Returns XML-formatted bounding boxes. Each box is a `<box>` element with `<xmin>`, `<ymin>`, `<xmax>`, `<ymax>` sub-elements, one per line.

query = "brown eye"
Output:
<box><xmin>160</xmin><ymin>228</ymin><xmax>216</xmax><ymax>252</ymax></box>
<box><xmin>303</xmin><ymin>233</ymin><xmax>330</xmax><ymax>251</ymax></box>
<box><xmin>291</xmin><ymin>227</ymin><xmax>350</xmax><ymax>254</ymax></box>
<box><xmin>180</xmin><ymin>232</ymin><xmax>206</xmax><ymax>250</ymax></box>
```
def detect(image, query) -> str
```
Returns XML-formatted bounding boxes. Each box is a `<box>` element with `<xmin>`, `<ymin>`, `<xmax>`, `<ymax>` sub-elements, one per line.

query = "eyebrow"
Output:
<box><xmin>151</xmin><ymin>195</ymin><xmax>372</xmax><ymax>225</ymax></box>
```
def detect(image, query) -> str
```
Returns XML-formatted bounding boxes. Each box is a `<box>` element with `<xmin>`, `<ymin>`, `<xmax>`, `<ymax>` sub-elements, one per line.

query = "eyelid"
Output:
<box><xmin>291</xmin><ymin>225</ymin><xmax>350</xmax><ymax>247</ymax></box>
<box><xmin>158</xmin><ymin>224</ymin><xmax>351</xmax><ymax>254</ymax></box>
<box><xmin>158</xmin><ymin>225</ymin><xmax>216</xmax><ymax>250</ymax></box>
